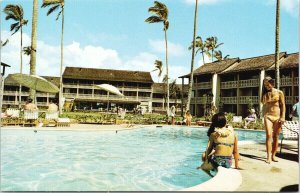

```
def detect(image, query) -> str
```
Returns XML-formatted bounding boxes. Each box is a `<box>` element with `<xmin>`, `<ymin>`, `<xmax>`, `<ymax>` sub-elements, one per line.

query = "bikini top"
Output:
<box><xmin>262</xmin><ymin>89</ymin><xmax>280</xmax><ymax>104</ymax></box>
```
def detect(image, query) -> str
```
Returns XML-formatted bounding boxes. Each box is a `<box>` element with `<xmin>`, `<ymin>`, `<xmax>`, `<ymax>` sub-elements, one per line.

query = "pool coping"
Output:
<box><xmin>180</xmin><ymin>166</ymin><xmax>242</xmax><ymax>191</ymax></box>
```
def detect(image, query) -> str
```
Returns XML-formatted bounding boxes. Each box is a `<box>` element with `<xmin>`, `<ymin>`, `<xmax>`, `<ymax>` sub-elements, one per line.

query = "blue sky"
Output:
<box><xmin>1</xmin><ymin>0</ymin><xmax>299</xmax><ymax>83</ymax></box>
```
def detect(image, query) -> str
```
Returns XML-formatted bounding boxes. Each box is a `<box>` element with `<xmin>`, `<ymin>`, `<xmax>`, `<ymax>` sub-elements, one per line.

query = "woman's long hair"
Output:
<box><xmin>207</xmin><ymin>112</ymin><xmax>227</xmax><ymax>137</ymax></box>
<box><xmin>261</xmin><ymin>76</ymin><xmax>274</xmax><ymax>103</ymax></box>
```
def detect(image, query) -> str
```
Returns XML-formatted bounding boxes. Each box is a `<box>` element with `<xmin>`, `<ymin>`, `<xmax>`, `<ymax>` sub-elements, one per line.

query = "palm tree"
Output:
<box><xmin>152</xmin><ymin>60</ymin><xmax>163</xmax><ymax>82</ymax></box>
<box><xmin>170</xmin><ymin>79</ymin><xmax>180</xmax><ymax>106</ymax></box>
<box><xmin>214</xmin><ymin>50</ymin><xmax>230</xmax><ymax>61</ymax></box>
<box><xmin>29</xmin><ymin>0</ymin><xmax>38</xmax><ymax>100</ymax></box>
<box><xmin>42</xmin><ymin>0</ymin><xmax>65</xmax><ymax>115</ymax></box>
<box><xmin>205</xmin><ymin>36</ymin><xmax>223</xmax><ymax>62</ymax></box>
<box><xmin>274</xmin><ymin>0</ymin><xmax>280</xmax><ymax>89</ymax></box>
<box><xmin>145</xmin><ymin>1</ymin><xmax>170</xmax><ymax>115</ymax></box>
<box><xmin>4</xmin><ymin>4</ymin><xmax>28</xmax><ymax>108</ymax></box>
<box><xmin>186</xmin><ymin>0</ymin><xmax>198</xmax><ymax>113</ymax></box>
<box><xmin>189</xmin><ymin>36</ymin><xmax>207</xmax><ymax>64</ymax></box>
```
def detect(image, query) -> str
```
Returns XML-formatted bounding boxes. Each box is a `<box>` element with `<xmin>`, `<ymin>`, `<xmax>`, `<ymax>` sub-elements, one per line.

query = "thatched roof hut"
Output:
<box><xmin>4</xmin><ymin>74</ymin><xmax>60</xmax><ymax>87</ymax></box>
<box><xmin>267</xmin><ymin>52</ymin><xmax>299</xmax><ymax>70</ymax></box>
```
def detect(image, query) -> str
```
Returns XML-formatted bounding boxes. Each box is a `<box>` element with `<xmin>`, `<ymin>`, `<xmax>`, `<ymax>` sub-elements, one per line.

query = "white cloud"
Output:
<box><xmin>149</xmin><ymin>39</ymin><xmax>186</xmax><ymax>57</ymax></box>
<box><xmin>266</xmin><ymin>0</ymin><xmax>299</xmax><ymax>16</ymax></box>
<box><xmin>184</xmin><ymin>0</ymin><xmax>227</xmax><ymax>5</ymax></box>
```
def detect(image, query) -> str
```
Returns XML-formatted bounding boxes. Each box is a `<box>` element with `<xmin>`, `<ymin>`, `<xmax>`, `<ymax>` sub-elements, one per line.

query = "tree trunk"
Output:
<box><xmin>19</xmin><ymin>26</ymin><xmax>23</xmax><ymax>108</ymax></box>
<box><xmin>201</xmin><ymin>51</ymin><xmax>205</xmax><ymax>64</ymax></box>
<box><xmin>29</xmin><ymin>0</ymin><xmax>38</xmax><ymax>101</ymax></box>
<box><xmin>164</xmin><ymin>30</ymin><xmax>169</xmax><ymax>116</ymax></box>
<box><xmin>186</xmin><ymin>0</ymin><xmax>198</xmax><ymax>112</ymax></box>
<box><xmin>275</xmin><ymin>0</ymin><xmax>280</xmax><ymax>89</ymax></box>
<box><xmin>59</xmin><ymin>6</ymin><xmax>64</xmax><ymax>115</ymax></box>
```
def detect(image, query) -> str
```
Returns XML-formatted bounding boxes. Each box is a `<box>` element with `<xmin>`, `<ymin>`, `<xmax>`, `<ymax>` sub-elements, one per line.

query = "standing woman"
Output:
<box><xmin>261</xmin><ymin>76</ymin><xmax>286</xmax><ymax>163</ymax></box>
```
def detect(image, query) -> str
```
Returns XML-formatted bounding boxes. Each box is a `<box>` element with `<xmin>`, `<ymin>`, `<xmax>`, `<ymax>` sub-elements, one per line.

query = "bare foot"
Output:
<box><xmin>272</xmin><ymin>157</ymin><xmax>279</xmax><ymax>162</ymax></box>
<box><xmin>265</xmin><ymin>159</ymin><xmax>271</xmax><ymax>164</ymax></box>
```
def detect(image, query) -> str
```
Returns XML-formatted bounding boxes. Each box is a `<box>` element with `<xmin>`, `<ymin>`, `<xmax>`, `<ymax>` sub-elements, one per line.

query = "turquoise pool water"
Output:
<box><xmin>1</xmin><ymin>126</ymin><xmax>265</xmax><ymax>191</ymax></box>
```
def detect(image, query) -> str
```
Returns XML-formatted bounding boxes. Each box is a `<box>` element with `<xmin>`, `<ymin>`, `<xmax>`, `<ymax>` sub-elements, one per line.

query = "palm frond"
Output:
<box><xmin>10</xmin><ymin>22</ymin><xmax>19</xmax><ymax>32</ymax></box>
<box><xmin>23</xmin><ymin>46</ymin><xmax>32</xmax><ymax>56</ymax></box>
<box><xmin>5</xmin><ymin>13</ymin><xmax>18</xmax><ymax>21</ymax></box>
<box><xmin>154</xmin><ymin>60</ymin><xmax>163</xmax><ymax>77</ymax></box>
<box><xmin>162</xmin><ymin>74</ymin><xmax>168</xmax><ymax>83</ymax></box>
<box><xmin>164</xmin><ymin>20</ymin><xmax>169</xmax><ymax>30</ymax></box>
<box><xmin>12</xmin><ymin>25</ymin><xmax>21</xmax><ymax>35</ymax></box>
<box><xmin>145</xmin><ymin>16</ymin><xmax>163</xmax><ymax>23</ymax></box>
<box><xmin>1</xmin><ymin>39</ymin><xmax>9</xmax><ymax>47</ymax></box>
<box><xmin>47</xmin><ymin>5</ymin><xmax>60</xmax><ymax>16</ymax></box>
<box><xmin>56</xmin><ymin>10</ymin><xmax>62</xmax><ymax>20</ymax></box>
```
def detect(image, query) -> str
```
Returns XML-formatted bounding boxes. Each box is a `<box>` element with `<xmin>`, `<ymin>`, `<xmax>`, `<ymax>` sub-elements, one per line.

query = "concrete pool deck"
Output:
<box><xmin>1</xmin><ymin>124</ymin><xmax>299</xmax><ymax>191</ymax></box>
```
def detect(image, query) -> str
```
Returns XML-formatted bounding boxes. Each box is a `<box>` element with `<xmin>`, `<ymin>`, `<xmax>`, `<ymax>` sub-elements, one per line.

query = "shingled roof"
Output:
<box><xmin>4</xmin><ymin>74</ymin><xmax>60</xmax><ymax>86</ymax></box>
<box><xmin>63</xmin><ymin>67</ymin><xmax>153</xmax><ymax>83</ymax></box>
<box><xmin>179</xmin><ymin>58</ymin><xmax>239</xmax><ymax>78</ymax></box>
<box><xmin>221</xmin><ymin>52</ymin><xmax>287</xmax><ymax>74</ymax></box>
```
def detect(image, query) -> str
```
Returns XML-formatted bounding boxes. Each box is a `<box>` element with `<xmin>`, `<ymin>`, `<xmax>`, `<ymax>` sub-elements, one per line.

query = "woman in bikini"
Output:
<box><xmin>201</xmin><ymin>112</ymin><xmax>240</xmax><ymax>170</ymax></box>
<box><xmin>261</xmin><ymin>76</ymin><xmax>286</xmax><ymax>164</ymax></box>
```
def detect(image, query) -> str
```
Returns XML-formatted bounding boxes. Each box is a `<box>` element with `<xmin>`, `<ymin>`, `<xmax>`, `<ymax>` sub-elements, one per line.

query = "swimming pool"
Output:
<box><xmin>1</xmin><ymin>126</ymin><xmax>265</xmax><ymax>191</ymax></box>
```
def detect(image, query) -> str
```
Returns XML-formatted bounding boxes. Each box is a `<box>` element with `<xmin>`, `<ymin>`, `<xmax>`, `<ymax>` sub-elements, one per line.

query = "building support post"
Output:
<box><xmin>259</xmin><ymin>69</ymin><xmax>265</xmax><ymax>119</ymax></box>
<box><xmin>181</xmin><ymin>77</ymin><xmax>184</xmax><ymax>117</ymax></box>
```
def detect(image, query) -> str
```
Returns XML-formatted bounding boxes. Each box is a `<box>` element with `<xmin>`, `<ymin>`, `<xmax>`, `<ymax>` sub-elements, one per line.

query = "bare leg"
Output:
<box><xmin>272</xmin><ymin>121</ymin><xmax>282</xmax><ymax>162</ymax></box>
<box><xmin>264</xmin><ymin>117</ymin><xmax>273</xmax><ymax>164</ymax></box>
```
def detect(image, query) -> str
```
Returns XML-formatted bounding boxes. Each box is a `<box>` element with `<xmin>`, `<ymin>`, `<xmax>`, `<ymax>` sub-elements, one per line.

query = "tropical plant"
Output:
<box><xmin>186</xmin><ymin>0</ymin><xmax>198</xmax><ymax>114</ymax></box>
<box><xmin>23</xmin><ymin>46</ymin><xmax>33</xmax><ymax>56</ymax></box>
<box><xmin>152</xmin><ymin>59</ymin><xmax>163</xmax><ymax>81</ymax></box>
<box><xmin>29</xmin><ymin>0</ymin><xmax>38</xmax><ymax>100</ymax></box>
<box><xmin>205</xmin><ymin>36</ymin><xmax>223</xmax><ymax>62</ymax></box>
<box><xmin>42</xmin><ymin>0</ymin><xmax>65</xmax><ymax>115</ymax></box>
<box><xmin>189</xmin><ymin>36</ymin><xmax>207</xmax><ymax>64</ymax></box>
<box><xmin>274</xmin><ymin>0</ymin><xmax>280</xmax><ymax>89</ymax></box>
<box><xmin>145</xmin><ymin>1</ymin><xmax>170</xmax><ymax>115</ymax></box>
<box><xmin>169</xmin><ymin>79</ymin><xmax>180</xmax><ymax>105</ymax></box>
<box><xmin>4</xmin><ymin>4</ymin><xmax>28</xmax><ymax>108</ymax></box>
<box><xmin>214</xmin><ymin>50</ymin><xmax>230</xmax><ymax>61</ymax></box>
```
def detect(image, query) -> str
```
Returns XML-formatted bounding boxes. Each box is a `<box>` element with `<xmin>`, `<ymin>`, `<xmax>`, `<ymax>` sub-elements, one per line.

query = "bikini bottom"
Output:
<box><xmin>210</xmin><ymin>155</ymin><xmax>232</xmax><ymax>169</ymax></box>
<box><xmin>264</xmin><ymin>115</ymin><xmax>280</xmax><ymax>123</ymax></box>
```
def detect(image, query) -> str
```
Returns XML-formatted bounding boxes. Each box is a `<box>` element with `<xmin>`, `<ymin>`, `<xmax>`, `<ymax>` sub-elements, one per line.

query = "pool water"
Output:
<box><xmin>1</xmin><ymin>126</ymin><xmax>265</xmax><ymax>191</ymax></box>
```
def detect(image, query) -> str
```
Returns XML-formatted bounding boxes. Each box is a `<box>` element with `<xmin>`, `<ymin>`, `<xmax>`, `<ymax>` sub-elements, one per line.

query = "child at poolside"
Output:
<box><xmin>200</xmin><ymin>112</ymin><xmax>240</xmax><ymax>172</ymax></box>
<box><xmin>185</xmin><ymin>110</ymin><xmax>192</xmax><ymax>126</ymax></box>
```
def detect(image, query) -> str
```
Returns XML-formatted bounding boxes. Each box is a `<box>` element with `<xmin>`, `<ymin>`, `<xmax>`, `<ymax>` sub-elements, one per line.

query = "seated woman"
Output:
<box><xmin>185</xmin><ymin>110</ymin><xmax>192</xmax><ymax>126</ymax></box>
<box><xmin>201</xmin><ymin>112</ymin><xmax>240</xmax><ymax>172</ymax></box>
<box><xmin>244</xmin><ymin>108</ymin><xmax>257</xmax><ymax>128</ymax></box>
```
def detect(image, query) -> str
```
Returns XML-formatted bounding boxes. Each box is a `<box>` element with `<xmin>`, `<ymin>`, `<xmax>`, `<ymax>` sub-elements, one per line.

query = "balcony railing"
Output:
<box><xmin>239</xmin><ymin>79</ymin><xmax>259</xmax><ymax>88</ymax></box>
<box><xmin>238</xmin><ymin>96</ymin><xmax>259</xmax><ymax>104</ymax></box>
<box><xmin>285</xmin><ymin>96</ymin><xmax>298</xmax><ymax>104</ymax></box>
<box><xmin>281</xmin><ymin>77</ymin><xmax>293</xmax><ymax>86</ymax></box>
<box><xmin>295</xmin><ymin>77</ymin><xmax>299</xmax><ymax>85</ymax></box>
<box><xmin>220</xmin><ymin>97</ymin><xmax>237</xmax><ymax>104</ymax></box>
<box><xmin>193</xmin><ymin>82</ymin><xmax>212</xmax><ymax>89</ymax></box>
<box><xmin>220</xmin><ymin>81</ymin><xmax>238</xmax><ymax>89</ymax></box>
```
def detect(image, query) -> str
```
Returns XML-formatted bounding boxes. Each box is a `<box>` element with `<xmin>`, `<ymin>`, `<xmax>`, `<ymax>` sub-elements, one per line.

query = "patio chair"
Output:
<box><xmin>44</xmin><ymin>111</ymin><xmax>59</xmax><ymax>127</ymax></box>
<box><xmin>57</xmin><ymin>118</ymin><xmax>70</xmax><ymax>127</ymax></box>
<box><xmin>280</xmin><ymin>121</ymin><xmax>299</xmax><ymax>155</ymax></box>
<box><xmin>232</xmin><ymin>116</ymin><xmax>243</xmax><ymax>123</ymax></box>
<box><xmin>23</xmin><ymin>110</ymin><xmax>39</xmax><ymax>127</ymax></box>
<box><xmin>3</xmin><ymin>108</ymin><xmax>20</xmax><ymax>126</ymax></box>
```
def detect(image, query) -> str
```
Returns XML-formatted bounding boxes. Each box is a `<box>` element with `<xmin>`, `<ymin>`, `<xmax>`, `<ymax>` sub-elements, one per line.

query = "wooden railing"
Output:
<box><xmin>193</xmin><ymin>82</ymin><xmax>212</xmax><ymax>89</ymax></box>
<box><xmin>295</xmin><ymin>77</ymin><xmax>299</xmax><ymax>85</ymax></box>
<box><xmin>238</xmin><ymin>96</ymin><xmax>259</xmax><ymax>104</ymax></box>
<box><xmin>220</xmin><ymin>81</ymin><xmax>238</xmax><ymax>89</ymax></box>
<box><xmin>239</xmin><ymin>79</ymin><xmax>259</xmax><ymax>88</ymax></box>
<box><xmin>220</xmin><ymin>97</ymin><xmax>237</xmax><ymax>104</ymax></box>
<box><xmin>281</xmin><ymin>78</ymin><xmax>293</xmax><ymax>86</ymax></box>
<box><xmin>285</xmin><ymin>96</ymin><xmax>298</xmax><ymax>104</ymax></box>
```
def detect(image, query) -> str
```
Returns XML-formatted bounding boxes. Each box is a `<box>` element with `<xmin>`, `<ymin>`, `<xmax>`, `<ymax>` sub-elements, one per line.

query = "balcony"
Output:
<box><xmin>63</xmin><ymin>83</ymin><xmax>78</xmax><ymax>88</ymax></box>
<box><xmin>239</xmin><ymin>79</ymin><xmax>259</xmax><ymax>88</ymax></box>
<box><xmin>220</xmin><ymin>81</ymin><xmax>238</xmax><ymax>89</ymax></box>
<box><xmin>285</xmin><ymin>96</ymin><xmax>298</xmax><ymax>104</ymax></box>
<box><xmin>193</xmin><ymin>82</ymin><xmax>212</xmax><ymax>89</ymax></box>
<box><xmin>295</xmin><ymin>77</ymin><xmax>299</xmax><ymax>85</ymax></box>
<box><xmin>281</xmin><ymin>77</ymin><xmax>293</xmax><ymax>86</ymax></box>
<box><xmin>220</xmin><ymin>97</ymin><xmax>237</xmax><ymax>104</ymax></box>
<box><xmin>238</xmin><ymin>96</ymin><xmax>259</xmax><ymax>104</ymax></box>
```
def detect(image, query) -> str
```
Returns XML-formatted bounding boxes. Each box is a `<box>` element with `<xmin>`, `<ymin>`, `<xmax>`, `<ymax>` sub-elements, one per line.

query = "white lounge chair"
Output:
<box><xmin>23</xmin><ymin>110</ymin><xmax>39</xmax><ymax>127</ymax></box>
<box><xmin>232</xmin><ymin>116</ymin><xmax>243</xmax><ymax>123</ymax></box>
<box><xmin>280</xmin><ymin>121</ymin><xmax>299</xmax><ymax>155</ymax></box>
<box><xmin>44</xmin><ymin>111</ymin><xmax>59</xmax><ymax>126</ymax></box>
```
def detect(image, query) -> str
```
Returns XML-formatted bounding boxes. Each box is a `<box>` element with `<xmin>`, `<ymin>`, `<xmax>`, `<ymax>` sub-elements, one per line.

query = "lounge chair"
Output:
<box><xmin>3</xmin><ymin>108</ymin><xmax>20</xmax><ymax>126</ymax></box>
<box><xmin>44</xmin><ymin>111</ymin><xmax>59</xmax><ymax>127</ymax></box>
<box><xmin>57</xmin><ymin>118</ymin><xmax>70</xmax><ymax>127</ymax></box>
<box><xmin>23</xmin><ymin>110</ymin><xmax>39</xmax><ymax>127</ymax></box>
<box><xmin>280</xmin><ymin>121</ymin><xmax>299</xmax><ymax>155</ymax></box>
<box><xmin>232</xmin><ymin>116</ymin><xmax>243</xmax><ymax>123</ymax></box>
